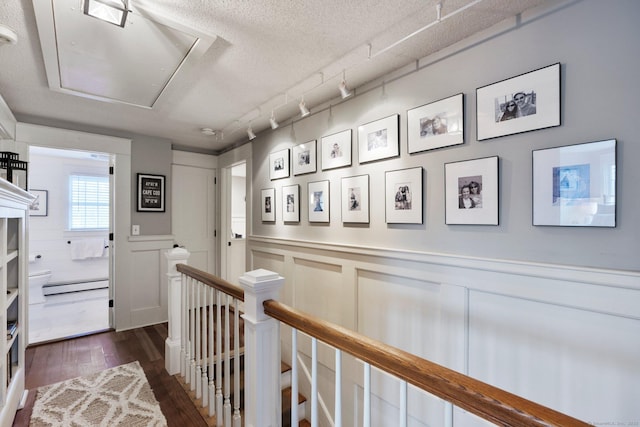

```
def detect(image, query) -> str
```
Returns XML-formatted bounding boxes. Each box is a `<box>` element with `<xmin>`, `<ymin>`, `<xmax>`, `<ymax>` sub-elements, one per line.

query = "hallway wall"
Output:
<box><xmin>247</xmin><ymin>0</ymin><xmax>640</xmax><ymax>424</ymax></box>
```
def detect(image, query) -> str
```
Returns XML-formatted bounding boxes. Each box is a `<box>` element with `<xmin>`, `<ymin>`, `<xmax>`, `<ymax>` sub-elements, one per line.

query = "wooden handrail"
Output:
<box><xmin>264</xmin><ymin>299</ymin><xmax>591</xmax><ymax>427</ymax></box>
<box><xmin>176</xmin><ymin>263</ymin><xmax>245</xmax><ymax>301</ymax></box>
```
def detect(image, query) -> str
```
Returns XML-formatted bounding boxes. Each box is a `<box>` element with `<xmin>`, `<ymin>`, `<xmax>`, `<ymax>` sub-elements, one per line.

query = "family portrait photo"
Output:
<box><xmin>494</xmin><ymin>90</ymin><xmax>537</xmax><ymax>122</ymax></box>
<box><xmin>385</xmin><ymin>167</ymin><xmax>423</xmax><ymax>224</ymax></box>
<box><xmin>308</xmin><ymin>180</ymin><xmax>330</xmax><ymax>223</ymax></box>
<box><xmin>457</xmin><ymin>176</ymin><xmax>483</xmax><ymax>209</ymax></box>
<box><xmin>407</xmin><ymin>94</ymin><xmax>464</xmax><ymax>154</ymax></box>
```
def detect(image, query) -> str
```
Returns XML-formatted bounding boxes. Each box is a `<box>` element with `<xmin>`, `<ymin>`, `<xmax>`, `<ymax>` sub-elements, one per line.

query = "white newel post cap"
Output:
<box><xmin>239</xmin><ymin>269</ymin><xmax>284</xmax><ymax>322</ymax></box>
<box><xmin>165</xmin><ymin>247</ymin><xmax>190</xmax><ymax>276</ymax></box>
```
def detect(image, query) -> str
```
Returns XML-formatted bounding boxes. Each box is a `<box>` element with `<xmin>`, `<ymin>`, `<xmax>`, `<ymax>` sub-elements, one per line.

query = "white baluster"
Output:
<box><xmin>312</xmin><ymin>338</ymin><xmax>318</xmax><ymax>427</ymax></box>
<box><xmin>444</xmin><ymin>401</ymin><xmax>454</xmax><ymax>427</ymax></box>
<box><xmin>181</xmin><ymin>273</ymin><xmax>187</xmax><ymax>377</ymax></box>
<box><xmin>196</xmin><ymin>282</ymin><xmax>202</xmax><ymax>398</ymax></box>
<box><xmin>233</xmin><ymin>298</ymin><xmax>241</xmax><ymax>427</ymax></box>
<box><xmin>189</xmin><ymin>277</ymin><xmax>196</xmax><ymax>390</ymax></box>
<box><xmin>335</xmin><ymin>349</ymin><xmax>342</xmax><ymax>427</ymax></box>
<box><xmin>216</xmin><ymin>290</ymin><xmax>223</xmax><ymax>427</ymax></box>
<box><xmin>208</xmin><ymin>286</ymin><xmax>216</xmax><ymax>417</ymax></box>
<box><xmin>364</xmin><ymin>363</ymin><xmax>371</xmax><ymax>427</ymax></box>
<box><xmin>224</xmin><ymin>296</ymin><xmax>232</xmax><ymax>426</ymax></box>
<box><xmin>291</xmin><ymin>329</ymin><xmax>298</xmax><ymax>426</ymax></box>
<box><xmin>399</xmin><ymin>380</ymin><xmax>407</xmax><ymax>427</ymax></box>
<box><xmin>201</xmin><ymin>283</ymin><xmax>208</xmax><ymax>407</ymax></box>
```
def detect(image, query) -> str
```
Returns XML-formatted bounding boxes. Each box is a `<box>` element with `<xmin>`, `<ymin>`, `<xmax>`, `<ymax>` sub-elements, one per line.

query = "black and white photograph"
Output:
<box><xmin>476</xmin><ymin>63</ymin><xmax>560</xmax><ymax>140</ymax></box>
<box><xmin>456</xmin><ymin>176</ymin><xmax>483</xmax><ymax>209</ymax></box>
<box><xmin>341</xmin><ymin>175</ymin><xmax>369</xmax><ymax>223</ymax></box>
<box><xmin>308</xmin><ymin>180</ymin><xmax>330</xmax><ymax>223</ymax></box>
<box><xmin>293</xmin><ymin>140</ymin><xmax>317</xmax><ymax>175</ymax></box>
<box><xmin>445</xmin><ymin>156</ymin><xmax>498</xmax><ymax>225</ymax></box>
<box><xmin>533</xmin><ymin>139</ymin><xmax>616</xmax><ymax>227</ymax></box>
<box><xmin>269</xmin><ymin>148</ymin><xmax>290</xmax><ymax>180</ymax></box>
<box><xmin>137</xmin><ymin>173</ymin><xmax>165</xmax><ymax>212</ymax></box>
<box><xmin>321</xmin><ymin>129</ymin><xmax>352</xmax><ymax>170</ymax></box>
<box><xmin>358</xmin><ymin>114</ymin><xmax>399</xmax><ymax>164</ymax></box>
<box><xmin>282</xmin><ymin>184</ymin><xmax>300</xmax><ymax>222</ymax></box>
<box><xmin>385</xmin><ymin>167</ymin><xmax>423</xmax><ymax>224</ymax></box>
<box><xmin>29</xmin><ymin>189</ymin><xmax>48</xmax><ymax>217</ymax></box>
<box><xmin>261</xmin><ymin>188</ymin><xmax>275</xmax><ymax>222</ymax></box>
<box><xmin>494</xmin><ymin>91</ymin><xmax>537</xmax><ymax>122</ymax></box>
<box><xmin>408</xmin><ymin>94</ymin><xmax>464</xmax><ymax>154</ymax></box>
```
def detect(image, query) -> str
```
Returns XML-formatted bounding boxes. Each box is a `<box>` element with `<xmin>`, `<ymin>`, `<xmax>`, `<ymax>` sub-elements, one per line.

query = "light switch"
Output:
<box><xmin>132</xmin><ymin>225</ymin><xmax>140</xmax><ymax>235</ymax></box>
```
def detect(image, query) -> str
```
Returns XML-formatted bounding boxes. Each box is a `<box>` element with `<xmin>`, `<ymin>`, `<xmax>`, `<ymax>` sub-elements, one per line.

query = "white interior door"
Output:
<box><xmin>172</xmin><ymin>164</ymin><xmax>216</xmax><ymax>273</ymax></box>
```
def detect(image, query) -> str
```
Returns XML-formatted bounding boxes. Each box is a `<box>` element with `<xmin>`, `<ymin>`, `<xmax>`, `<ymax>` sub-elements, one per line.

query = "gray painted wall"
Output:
<box><xmin>251</xmin><ymin>0</ymin><xmax>640</xmax><ymax>272</ymax></box>
<box><xmin>130</xmin><ymin>135</ymin><xmax>172</xmax><ymax>235</ymax></box>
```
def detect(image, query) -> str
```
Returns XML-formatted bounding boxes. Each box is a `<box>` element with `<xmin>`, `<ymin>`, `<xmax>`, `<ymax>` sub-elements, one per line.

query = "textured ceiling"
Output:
<box><xmin>0</xmin><ymin>0</ymin><xmax>549</xmax><ymax>153</ymax></box>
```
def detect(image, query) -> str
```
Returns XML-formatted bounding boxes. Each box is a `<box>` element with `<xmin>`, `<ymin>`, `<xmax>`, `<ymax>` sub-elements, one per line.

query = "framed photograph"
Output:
<box><xmin>269</xmin><ymin>148</ymin><xmax>290</xmax><ymax>180</ymax></box>
<box><xmin>341</xmin><ymin>175</ymin><xmax>369</xmax><ymax>224</ymax></box>
<box><xmin>308</xmin><ymin>180</ymin><xmax>330</xmax><ymax>223</ymax></box>
<box><xmin>358</xmin><ymin>114</ymin><xmax>400</xmax><ymax>164</ymax></box>
<box><xmin>533</xmin><ymin>139</ymin><xmax>616</xmax><ymax>227</ymax></box>
<box><xmin>476</xmin><ymin>63</ymin><xmax>560</xmax><ymax>141</ymax></box>
<box><xmin>282</xmin><ymin>184</ymin><xmax>300</xmax><ymax>223</ymax></box>
<box><xmin>321</xmin><ymin>129</ymin><xmax>352</xmax><ymax>170</ymax></box>
<box><xmin>293</xmin><ymin>140</ymin><xmax>317</xmax><ymax>176</ymax></box>
<box><xmin>137</xmin><ymin>173</ymin><xmax>165</xmax><ymax>212</ymax></box>
<box><xmin>261</xmin><ymin>188</ymin><xmax>275</xmax><ymax>222</ymax></box>
<box><xmin>385</xmin><ymin>167</ymin><xmax>423</xmax><ymax>224</ymax></box>
<box><xmin>407</xmin><ymin>93</ymin><xmax>464</xmax><ymax>154</ymax></box>
<box><xmin>445</xmin><ymin>156</ymin><xmax>498</xmax><ymax>225</ymax></box>
<box><xmin>29</xmin><ymin>189</ymin><xmax>48</xmax><ymax>216</ymax></box>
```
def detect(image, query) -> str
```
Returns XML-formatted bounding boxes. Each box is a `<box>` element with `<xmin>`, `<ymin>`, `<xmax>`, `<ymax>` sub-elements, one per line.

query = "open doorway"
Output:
<box><xmin>27</xmin><ymin>146</ymin><xmax>111</xmax><ymax>344</ymax></box>
<box><xmin>223</xmin><ymin>162</ymin><xmax>246</xmax><ymax>285</ymax></box>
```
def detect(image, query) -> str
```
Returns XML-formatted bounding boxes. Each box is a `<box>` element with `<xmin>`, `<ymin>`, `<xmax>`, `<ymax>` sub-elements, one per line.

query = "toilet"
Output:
<box><xmin>28</xmin><ymin>269</ymin><xmax>51</xmax><ymax>305</ymax></box>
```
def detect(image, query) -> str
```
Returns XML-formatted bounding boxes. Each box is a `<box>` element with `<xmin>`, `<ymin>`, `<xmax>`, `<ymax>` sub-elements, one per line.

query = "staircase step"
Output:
<box><xmin>282</xmin><ymin>386</ymin><xmax>307</xmax><ymax>427</ymax></box>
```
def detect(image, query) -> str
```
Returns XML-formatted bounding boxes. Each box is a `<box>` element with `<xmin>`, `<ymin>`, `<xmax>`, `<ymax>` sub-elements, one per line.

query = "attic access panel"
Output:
<box><xmin>34</xmin><ymin>0</ymin><xmax>216</xmax><ymax>108</ymax></box>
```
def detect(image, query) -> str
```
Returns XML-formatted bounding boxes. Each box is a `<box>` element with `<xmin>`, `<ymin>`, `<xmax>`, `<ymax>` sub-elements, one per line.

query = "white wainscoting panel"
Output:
<box><xmin>128</xmin><ymin>236</ymin><xmax>174</xmax><ymax>327</ymax></box>
<box><xmin>249</xmin><ymin>236</ymin><xmax>640</xmax><ymax>426</ymax></box>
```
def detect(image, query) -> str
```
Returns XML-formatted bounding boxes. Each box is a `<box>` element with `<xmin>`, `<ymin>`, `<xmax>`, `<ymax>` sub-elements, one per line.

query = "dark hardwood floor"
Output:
<box><xmin>12</xmin><ymin>323</ymin><xmax>207</xmax><ymax>427</ymax></box>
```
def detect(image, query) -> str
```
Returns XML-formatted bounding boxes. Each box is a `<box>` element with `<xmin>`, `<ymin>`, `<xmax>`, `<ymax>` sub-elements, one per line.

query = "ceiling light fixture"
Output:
<box><xmin>201</xmin><ymin>127</ymin><xmax>216</xmax><ymax>136</ymax></box>
<box><xmin>338</xmin><ymin>70</ymin><xmax>353</xmax><ymax>99</ymax></box>
<box><xmin>269</xmin><ymin>111</ymin><xmax>279</xmax><ymax>130</ymax></box>
<box><xmin>298</xmin><ymin>98</ymin><xmax>310</xmax><ymax>118</ymax></box>
<box><xmin>83</xmin><ymin>0</ymin><xmax>130</xmax><ymax>28</ymax></box>
<box><xmin>247</xmin><ymin>127</ymin><xmax>256</xmax><ymax>140</ymax></box>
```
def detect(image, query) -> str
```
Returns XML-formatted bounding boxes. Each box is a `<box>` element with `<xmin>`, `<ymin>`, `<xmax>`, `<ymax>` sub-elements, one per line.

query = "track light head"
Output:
<box><xmin>247</xmin><ymin>127</ymin><xmax>256</xmax><ymax>140</ymax></box>
<box><xmin>269</xmin><ymin>111</ymin><xmax>279</xmax><ymax>130</ymax></box>
<box><xmin>339</xmin><ymin>80</ymin><xmax>352</xmax><ymax>99</ymax></box>
<box><xmin>299</xmin><ymin>99</ymin><xmax>310</xmax><ymax>117</ymax></box>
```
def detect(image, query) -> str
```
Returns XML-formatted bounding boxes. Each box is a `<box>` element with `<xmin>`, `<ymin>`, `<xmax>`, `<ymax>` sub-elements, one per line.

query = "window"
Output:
<box><xmin>69</xmin><ymin>174</ymin><xmax>109</xmax><ymax>230</ymax></box>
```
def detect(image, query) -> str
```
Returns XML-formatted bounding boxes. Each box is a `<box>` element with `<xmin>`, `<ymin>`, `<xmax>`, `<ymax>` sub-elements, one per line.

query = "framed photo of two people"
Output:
<box><xmin>476</xmin><ymin>63</ymin><xmax>560</xmax><ymax>141</ymax></box>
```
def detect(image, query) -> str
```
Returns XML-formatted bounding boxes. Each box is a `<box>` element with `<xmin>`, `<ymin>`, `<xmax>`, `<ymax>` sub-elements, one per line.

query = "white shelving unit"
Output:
<box><xmin>0</xmin><ymin>179</ymin><xmax>34</xmax><ymax>426</ymax></box>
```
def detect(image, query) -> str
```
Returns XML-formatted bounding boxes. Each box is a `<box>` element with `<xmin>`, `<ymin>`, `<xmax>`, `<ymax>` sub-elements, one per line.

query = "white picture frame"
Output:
<box><xmin>321</xmin><ymin>129</ymin><xmax>352</xmax><ymax>170</ymax></box>
<box><xmin>269</xmin><ymin>148</ymin><xmax>290</xmax><ymax>180</ymax></box>
<box><xmin>282</xmin><ymin>184</ymin><xmax>300</xmax><ymax>223</ymax></box>
<box><xmin>445</xmin><ymin>156</ymin><xmax>499</xmax><ymax>225</ymax></box>
<box><xmin>261</xmin><ymin>188</ymin><xmax>275</xmax><ymax>222</ymax></box>
<box><xmin>476</xmin><ymin>63</ymin><xmax>560</xmax><ymax>141</ymax></box>
<box><xmin>357</xmin><ymin>114</ymin><xmax>400</xmax><ymax>164</ymax></box>
<box><xmin>407</xmin><ymin>93</ymin><xmax>464</xmax><ymax>154</ymax></box>
<box><xmin>308</xmin><ymin>180</ymin><xmax>330</xmax><ymax>223</ymax></box>
<box><xmin>533</xmin><ymin>139</ymin><xmax>616</xmax><ymax>227</ymax></box>
<box><xmin>385</xmin><ymin>167</ymin><xmax>423</xmax><ymax>224</ymax></box>
<box><xmin>341</xmin><ymin>174</ymin><xmax>369</xmax><ymax>224</ymax></box>
<box><xmin>293</xmin><ymin>140</ymin><xmax>317</xmax><ymax>176</ymax></box>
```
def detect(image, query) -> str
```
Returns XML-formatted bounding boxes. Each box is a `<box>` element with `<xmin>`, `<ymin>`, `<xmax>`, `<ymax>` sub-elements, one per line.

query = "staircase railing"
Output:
<box><xmin>165</xmin><ymin>248</ymin><xmax>592</xmax><ymax>427</ymax></box>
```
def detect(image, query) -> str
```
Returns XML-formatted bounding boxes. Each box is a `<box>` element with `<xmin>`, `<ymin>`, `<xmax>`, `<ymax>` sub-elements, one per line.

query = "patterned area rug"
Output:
<box><xmin>29</xmin><ymin>361</ymin><xmax>167</xmax><ymax>427</ymax></box>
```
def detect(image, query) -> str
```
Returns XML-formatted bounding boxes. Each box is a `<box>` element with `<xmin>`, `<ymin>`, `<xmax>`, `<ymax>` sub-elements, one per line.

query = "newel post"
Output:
<box><xmin>165</xmin><ymin>247</ymin><xmax>190</xmax><ymax>375</ymax></box>
<box><xmin>240</xmin><ymin>269</ymin><xmax>284</xmax><ymax>427</ymax></box>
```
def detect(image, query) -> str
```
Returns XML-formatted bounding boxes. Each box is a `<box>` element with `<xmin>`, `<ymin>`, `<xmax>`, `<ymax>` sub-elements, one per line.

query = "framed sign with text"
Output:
<box><xmin>137</xmin><ymin>173</ymin><xmax>165</xmax><ymax>212</ymax></box>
